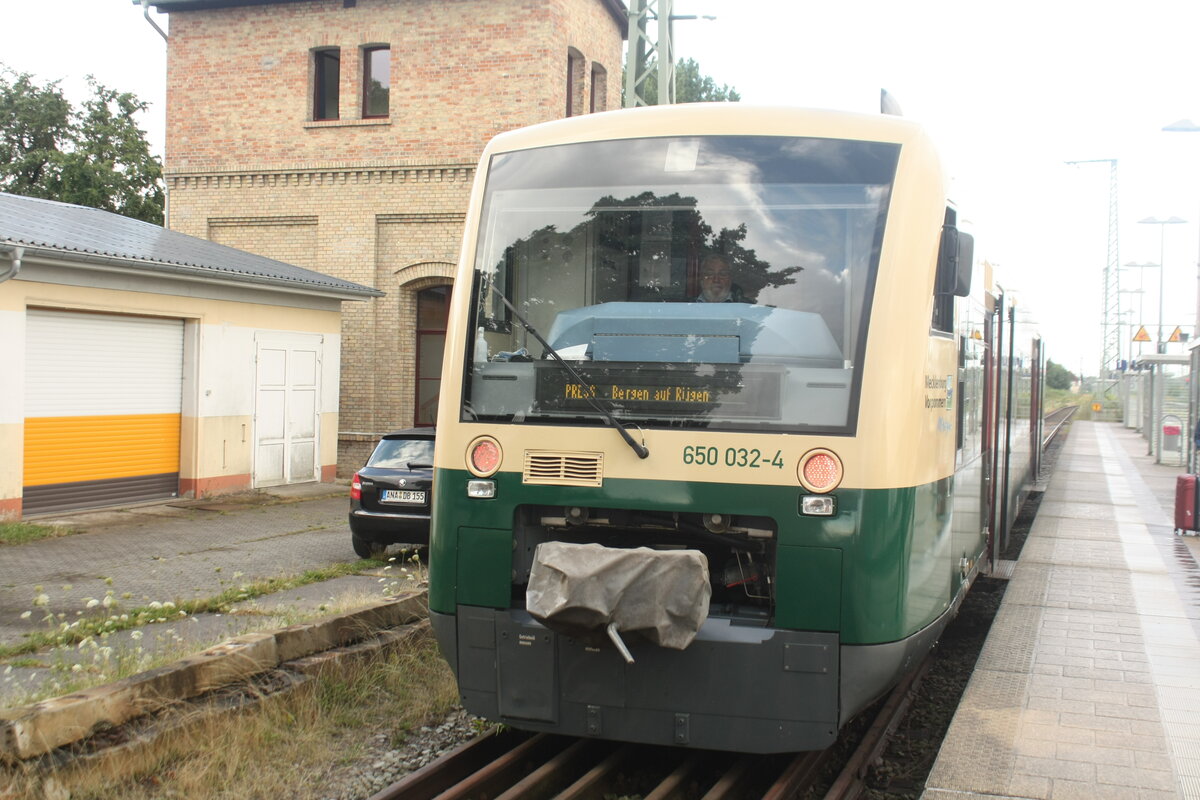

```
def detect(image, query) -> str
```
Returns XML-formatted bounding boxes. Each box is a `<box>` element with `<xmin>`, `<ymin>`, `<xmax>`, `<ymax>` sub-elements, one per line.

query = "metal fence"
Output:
<box><xmin>1122</xmin><ymin>361</ymin><xmax>1191</xmax><ymax>467</ymax></box>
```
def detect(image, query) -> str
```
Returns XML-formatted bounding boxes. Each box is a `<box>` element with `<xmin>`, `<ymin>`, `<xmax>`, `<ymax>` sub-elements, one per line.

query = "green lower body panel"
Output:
<box><xmin>430</xmin><ymin>468</ymin><xmax>982</xmax><ymax>645</ymax></box>
<box><xmin>427</xmin><ymin>462</ymin><xmax>984</xmax><ymax>753</ymax></box>
<box><xmin>432</xmin><ymin>607</ymin><xmax>841</xmax><ymax>753</ymax></box>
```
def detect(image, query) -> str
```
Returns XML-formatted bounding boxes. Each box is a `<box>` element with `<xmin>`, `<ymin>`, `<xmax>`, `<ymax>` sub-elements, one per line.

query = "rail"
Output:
<box><xmin>1043</xmin><ymin>405</ymin><xmax>1076</xmax><ymax>450</ymax></box>
<box><xmin>368</xmin><ymin>654</ymin><xmax>932</xmax><ymax>800</ymax></box>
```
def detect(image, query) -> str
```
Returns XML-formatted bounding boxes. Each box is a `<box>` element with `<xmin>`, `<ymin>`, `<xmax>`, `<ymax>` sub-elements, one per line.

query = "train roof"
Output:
<box><xmin>480</xmin><ymin>104</ymin><xmax>933</xmax><ymax>157</ymax></box>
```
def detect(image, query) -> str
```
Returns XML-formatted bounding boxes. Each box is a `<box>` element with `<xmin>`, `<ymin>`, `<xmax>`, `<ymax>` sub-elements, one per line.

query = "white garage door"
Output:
<box><xmin>254</xmin><ymin>334</ymin><xmax>321</xmax><ymax>487</ymax></box>
<box><xmin>23</xmin><ymin>309</ymin><xmax>184</xmax><ymax>514</ymax></box>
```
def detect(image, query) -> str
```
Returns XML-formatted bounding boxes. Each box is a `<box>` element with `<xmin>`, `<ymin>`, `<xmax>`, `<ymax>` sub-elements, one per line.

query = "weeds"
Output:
<box><xmin>1</xmin><ymin>555</ymin><xmax>429</xmax><ymax>706</ymax></box>
<box><xmin>0</xmin><ymin>520</ymin><xmax>72</xmax><ymax>546</ymax></box>
<box><xmin>1</xmin><ymin>561</ymin><xmax>381</xmax><ymax>660</ymax></box>
<box><xmin>6</xmin><ymin>631</ymin><xmax>459</xmax><ymax>800</ymax></box>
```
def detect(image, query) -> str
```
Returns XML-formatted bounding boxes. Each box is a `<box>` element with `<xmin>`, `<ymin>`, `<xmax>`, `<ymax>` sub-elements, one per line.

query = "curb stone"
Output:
<box><xmin>1</xmin><ymin>592</ymin><xmax>428</xmax><ymax>763</ymax></box>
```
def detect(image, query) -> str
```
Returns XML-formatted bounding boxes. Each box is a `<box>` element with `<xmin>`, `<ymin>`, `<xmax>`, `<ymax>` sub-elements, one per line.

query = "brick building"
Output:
<box><xmin>146</xmin><ymin>0</ymin><xmax>627</xmax><ymax>469</ymax></box>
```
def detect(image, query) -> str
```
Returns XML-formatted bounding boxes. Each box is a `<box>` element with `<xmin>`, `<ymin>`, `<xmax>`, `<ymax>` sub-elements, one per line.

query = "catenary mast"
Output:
<box><xmin>1067</xmin><ymin>159</ymin><xmax>1120</xmax><ymax>393</ymax></box>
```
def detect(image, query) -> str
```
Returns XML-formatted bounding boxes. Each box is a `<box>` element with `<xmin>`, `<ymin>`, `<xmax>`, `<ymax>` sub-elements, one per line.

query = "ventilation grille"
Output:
<box><xmin>523</xmin><ymin>450</ymin><xmax>604</xmax><ymax>487</ymax></box>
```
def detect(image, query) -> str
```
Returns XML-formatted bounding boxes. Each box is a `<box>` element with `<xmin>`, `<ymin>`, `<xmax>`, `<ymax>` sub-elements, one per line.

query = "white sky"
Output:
<box><xmin>6</xmin><ymin>0</ymin><xmax>1200</xmax><ymax>378</ymax></box>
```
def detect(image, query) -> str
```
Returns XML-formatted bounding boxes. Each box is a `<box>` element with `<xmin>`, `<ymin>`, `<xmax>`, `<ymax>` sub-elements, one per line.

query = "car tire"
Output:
<box><xmin>352</xmin><ymin>533</ymin><xmax>385</xmax><ymax>560</ymax></box>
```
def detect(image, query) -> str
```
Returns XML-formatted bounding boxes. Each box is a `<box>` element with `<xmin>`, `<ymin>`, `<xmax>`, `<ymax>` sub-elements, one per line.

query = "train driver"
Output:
<box><xmin>695</xmin><ymin>253</ymin><xmax>747</xmax><ymax>303</ymax></box>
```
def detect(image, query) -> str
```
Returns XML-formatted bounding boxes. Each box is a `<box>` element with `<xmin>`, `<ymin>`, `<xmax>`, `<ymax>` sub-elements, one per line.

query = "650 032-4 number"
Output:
<box><xmin>682</xmin><ymin>446</ymin><xmax>784</xmax><ymax>469</ymax></box>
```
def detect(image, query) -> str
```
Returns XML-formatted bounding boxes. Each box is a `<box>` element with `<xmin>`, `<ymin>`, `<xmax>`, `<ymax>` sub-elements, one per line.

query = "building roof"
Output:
<box><xmin>140</xmin><ymin>0</ymin><xmax>630</xmax><ymax>36</ymax></box>
<box><xmin>0</xmin><ymin>193</ymin><xmax>381</xmax><ymax>299</ymax></box>
<box><xmin>142</xmin><ymin>0</ymin><xmax>308</xmax><ymax>8</ymax></box>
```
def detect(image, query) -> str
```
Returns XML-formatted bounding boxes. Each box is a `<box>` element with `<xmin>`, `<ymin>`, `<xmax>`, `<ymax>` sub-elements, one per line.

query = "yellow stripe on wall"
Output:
<box><xmin>23</xmin><ymin>414</ymin><xmax>181</xmax><ymax>487</ymax></box>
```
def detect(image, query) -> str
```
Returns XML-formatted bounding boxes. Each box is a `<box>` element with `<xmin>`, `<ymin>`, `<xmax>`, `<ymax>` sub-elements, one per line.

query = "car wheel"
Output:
<box><xmin>352</xmin><ymin>533</ymin><xmax>385</xmax><ymax>560</ymax></box>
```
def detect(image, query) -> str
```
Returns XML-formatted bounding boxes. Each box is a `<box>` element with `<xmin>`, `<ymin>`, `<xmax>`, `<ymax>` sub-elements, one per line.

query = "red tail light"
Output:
<box><xmin>467</xmin><ymin>436</ymin><xmax>502</xmax><ymax>477</ymax></box>
<box><xmin>351</xmin><ymin>472</ymin><xmax>362</xmax><ymax>500</ymax></box>
<box><xmin>798</xmin><ymin>449</ymin><xmax>843</xmax><ymax>493</ymax></box>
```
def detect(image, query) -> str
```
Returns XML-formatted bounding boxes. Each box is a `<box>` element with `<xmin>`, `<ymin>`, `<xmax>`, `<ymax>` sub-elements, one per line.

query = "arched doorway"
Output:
<box><xmin>416</xmin><ymin>285</ymin><xmax>449</xmax><ymax>427</ymax></box>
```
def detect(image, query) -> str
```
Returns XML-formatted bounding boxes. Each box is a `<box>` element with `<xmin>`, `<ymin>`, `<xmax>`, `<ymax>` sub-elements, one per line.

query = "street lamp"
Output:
<box><xmin>1122</xmin><ymin>260</ymin><xmax>1158</xmax><ymax>355</ymax></box>
<box><xmin>1137</xmin><ymin>217</ymin><xmax>1186</xmax><ymax>354</ymax></box>
<box><xmin>1117</xmin><ymin>307</ymin><xmax>1137</xmax><ymax>365</ymax></box>
<box><xmin>1164</xmin><ymin>120</ymin><xmax>1200</xmax><ymax>356</ymax></box>
<box><xmin>1118</xmin><ymin>286</ymin><xmax>1145</xmax><ymax>363</ymax></box>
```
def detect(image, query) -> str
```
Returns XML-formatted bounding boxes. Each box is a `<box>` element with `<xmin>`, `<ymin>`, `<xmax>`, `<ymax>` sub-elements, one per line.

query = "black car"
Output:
<box><xmin>349</xmin><ymin>429</ymin><xmax>435</xmax><ymax>558</ymax></box>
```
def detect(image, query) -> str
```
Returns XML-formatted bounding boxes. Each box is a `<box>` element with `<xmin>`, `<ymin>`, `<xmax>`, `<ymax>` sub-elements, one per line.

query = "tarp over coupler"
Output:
<box><xmin>526</xmin><ymin>541</ymin><xmax>711</xmax><ymax>661</ymax></box>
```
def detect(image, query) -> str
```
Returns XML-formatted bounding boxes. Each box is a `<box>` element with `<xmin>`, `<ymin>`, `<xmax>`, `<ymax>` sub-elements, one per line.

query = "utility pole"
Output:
<box><xmin>624</xmin><ymin>0</ymin><xmax>675</xmax><ymax>107</ymax></box>
<box><xmin>1066</xmin><ymin>159</ymin><xmax>1120</xmax><ymax>396</ymax></box>
<box><xmin>623</xmin><ymin>1</ymin><xmax>715</xmax><ymax>108</ymax></box>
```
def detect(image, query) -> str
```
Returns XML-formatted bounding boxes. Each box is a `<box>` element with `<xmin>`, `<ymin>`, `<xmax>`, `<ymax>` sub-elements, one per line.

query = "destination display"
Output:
<box><xmin>535</xmin><ymin>364</ymin><xmax>781</xmax><ymax>418</ymax></box>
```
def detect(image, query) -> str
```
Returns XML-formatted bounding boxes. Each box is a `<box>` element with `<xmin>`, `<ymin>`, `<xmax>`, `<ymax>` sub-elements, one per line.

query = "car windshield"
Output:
<box><xmin>464</xmin><ymin>134</ymin><xmax>898</xmax><ymax>433</ymax></box>
<box><xmin>368</xmin><ymin>438</ymin><xmax>435</xmax><ymax>468</ymax></box>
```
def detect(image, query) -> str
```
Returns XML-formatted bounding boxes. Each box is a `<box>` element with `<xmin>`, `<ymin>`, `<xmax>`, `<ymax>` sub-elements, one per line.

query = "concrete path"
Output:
<box><xmin>922</xmin><ymin>421</ymin><xmax>1200</xmax><ymax>800</ymax></box>
<box><xmin>0</xmin><ymin>483</ymin><xmax>422</xmax><ymax>705</ymax></box>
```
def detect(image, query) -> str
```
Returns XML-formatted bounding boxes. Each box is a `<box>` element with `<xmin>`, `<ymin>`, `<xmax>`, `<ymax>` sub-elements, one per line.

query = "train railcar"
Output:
<box><xmin>428</xmin><ymin>104</ymin><xmax>1043</xmax><ymax>754</ymax></box>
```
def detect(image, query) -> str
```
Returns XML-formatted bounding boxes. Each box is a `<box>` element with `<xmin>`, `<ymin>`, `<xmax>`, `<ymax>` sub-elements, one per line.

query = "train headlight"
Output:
<box><xmin>798</xmin><ymin>448</ymin><xmax>842</xmax><ymax>493</ymax></box>
<box><xmin>801</xmin><ymin>495</ymin><xmax>837</xmax><ymax>516</ymax></box>
<box><xmin>467</xmin><ymin>480</ymin><xmax>496</xmax><ymax>498</ymax></box>
<box><xmin>466</xmin><ymin>436</ymin><xmax>502</xmax><ymax>477</ymax></box>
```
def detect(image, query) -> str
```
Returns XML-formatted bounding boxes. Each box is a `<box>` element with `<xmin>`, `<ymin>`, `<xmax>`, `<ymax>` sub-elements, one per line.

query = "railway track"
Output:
<box><xmin>368</xmin><ymin>658</ymin><xmax>931</xmax><ymax>800</ymax></box>
<box><xmin>1043</xmin><ymin>405</ymin><xmax>1076</xmax><ymax>449</ymax></box>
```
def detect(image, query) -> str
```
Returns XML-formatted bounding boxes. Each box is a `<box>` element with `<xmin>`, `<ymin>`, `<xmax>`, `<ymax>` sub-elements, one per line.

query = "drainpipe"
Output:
<box><xmin>139</xmin><ymin>0</ymin><xmax>168</xmax><ymax>42</ymax></box>
<box><xmin>0</xmin><ymin>246</ymin><xmax>23</xmax><ymax>283</ymax></box>
<box><xmin>138</xmin><ymin>0</ymin><xmax>170</xmax><ymax>227</ymax></box>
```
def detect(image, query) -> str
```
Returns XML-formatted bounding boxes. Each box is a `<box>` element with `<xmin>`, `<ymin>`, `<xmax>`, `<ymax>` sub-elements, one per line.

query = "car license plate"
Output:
<box><xmin>381</xmin><ymin>489</ymin><xmax>425</xmax><ymax>504</ymax></box>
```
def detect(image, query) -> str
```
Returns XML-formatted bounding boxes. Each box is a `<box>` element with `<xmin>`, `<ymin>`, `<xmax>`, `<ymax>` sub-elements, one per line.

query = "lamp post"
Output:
<box><xmin>1138</xmin><ymin>217</ymin><xmax>1186</xmax><ymax>353</ymax></box>
<box><xmin>1163</xmin><ymin>120</ymin><xmax>1200</xmax><ymax>335</ymax></box>
<box><xmin>1122</xmin><ymin>261</ymin><xmax>1158</xmax><ymax>358</ymax></box>
<box><xmin>1163</xmin><ymin>121</ymin><xmax>1200</xmax><ymax>471</ymax></box>
<box><xmin>1118</xmin><ymin>287</ymin><xmax>1145</xmax><ymax>361</ymax></box>
<box><xmin>1138</xmin><ymin>217</ymin><xmax>1186</xmax><ymax>463</ymax></box>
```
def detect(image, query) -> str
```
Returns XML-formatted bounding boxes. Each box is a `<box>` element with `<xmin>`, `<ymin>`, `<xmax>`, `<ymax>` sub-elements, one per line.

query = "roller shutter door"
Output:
<box><xmin>23</xmin><ymin>310</ymin><xmax>183</xmax><ymax>515</ymax></box>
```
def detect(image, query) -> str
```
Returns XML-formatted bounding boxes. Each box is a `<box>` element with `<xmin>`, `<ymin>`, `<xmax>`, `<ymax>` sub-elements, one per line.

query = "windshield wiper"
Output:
<box><xmin>486</xmin><ymin>287</ymin><xmax>650</xmax><ymax>460</ymax></box>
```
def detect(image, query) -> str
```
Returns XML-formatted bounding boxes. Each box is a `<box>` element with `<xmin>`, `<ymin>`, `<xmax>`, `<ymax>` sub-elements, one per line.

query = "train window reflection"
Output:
<box><xmin>465</xmin><ymin>136</ymin><xmax>898</xmax><ymax>433</ymax></box>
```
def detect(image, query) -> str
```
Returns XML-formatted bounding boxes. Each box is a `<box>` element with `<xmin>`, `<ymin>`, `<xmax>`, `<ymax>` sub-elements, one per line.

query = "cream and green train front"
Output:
<box><xmin>429</xmin><ymin>107</ymin><xmax>972</xmax><ymax>754</ymax></box>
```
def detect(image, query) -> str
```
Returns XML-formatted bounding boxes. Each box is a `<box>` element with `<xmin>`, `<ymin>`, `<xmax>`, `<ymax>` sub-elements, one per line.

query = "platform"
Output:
<box><xmin>922</xmin><ymin>420</ymin><xmax>1200</xmax><ymax>800</ymax></box>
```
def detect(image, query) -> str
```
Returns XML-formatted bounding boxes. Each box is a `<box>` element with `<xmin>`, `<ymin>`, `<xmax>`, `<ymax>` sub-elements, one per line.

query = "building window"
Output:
<box><xmin>416</xmin><ymin>286</ymin><xmax>449</xmax><ymax>427</ymax></box>
<box><xmin>566</xmin><ymin>48</ymin><xmax>585</xmax><ymax>117</ymax></box>
<box><xmin>363</xmin><ymin>46</ymin><xmax>390</xmax><ymax>118</ymax></box>
<box><xmin>591</xmin><ymin>63</ymin><xmax>607</xmax><ymax>113</ymax></box>
<box><xmin>313</xmin><ymin>48</ymin><xmax>340</xmax><ymax>121</ymax></box>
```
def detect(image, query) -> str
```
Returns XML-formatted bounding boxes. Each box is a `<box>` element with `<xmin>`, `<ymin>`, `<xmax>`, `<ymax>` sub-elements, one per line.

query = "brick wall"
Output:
<box><xmin>163</xmin><ymin>0</ymin><xmax>625</xmax><ymax>474</ymax></box>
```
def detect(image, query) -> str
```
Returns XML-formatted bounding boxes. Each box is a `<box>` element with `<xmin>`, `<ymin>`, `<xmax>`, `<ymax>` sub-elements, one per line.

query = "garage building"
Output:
<box><xmin>0</xmin><ymin>193</ymin><xmax>379</xmax><ymax>518</ymax></box>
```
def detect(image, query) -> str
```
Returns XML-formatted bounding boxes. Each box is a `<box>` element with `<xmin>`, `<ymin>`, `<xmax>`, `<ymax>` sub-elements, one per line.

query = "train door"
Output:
<box><xmin>1031</xmin><ymin>338</ymin><xmax>1043</xmax><ymax>476</ymax></box>
<box><xmin>986</xmin><ymin>295</ymin><xmax>1005</xmax><ymax>566</ymax></box>
<box><xmin>981</xmin><ymin>310</ymin><xmax>995</xmax><ymax>561</ymax></box>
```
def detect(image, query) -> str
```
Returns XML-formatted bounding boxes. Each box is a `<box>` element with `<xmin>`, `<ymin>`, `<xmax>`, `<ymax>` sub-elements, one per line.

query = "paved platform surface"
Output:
<box><xmin>0</xmin><ymin>482</ymin><xmax>424</xmax><ymax>705</ymax></box>
<box><xmin>922</xmin><ymin>421</ymin><xmax>1200</xmax><ymax>800</ymax></box>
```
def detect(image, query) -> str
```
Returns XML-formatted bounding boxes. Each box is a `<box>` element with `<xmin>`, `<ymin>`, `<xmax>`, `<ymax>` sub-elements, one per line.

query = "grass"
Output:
<box><xmin>0</xmin><ymin>520</ymin><xmax>73</xmax><ymax>545</ymax></box>
<box><xmin>0</xmin><ymin>560</ymin><xmax>388</xmax><ymax>660</ymax></box>
<box><xmin>1</xmin><ymin>554</ymin><xmax>426</xmax><ymax>708</ymax></box>
<box><xmin>6</xmin><ymin>629</ymin><xmax>461</xmax><ymax>800</ymax></box>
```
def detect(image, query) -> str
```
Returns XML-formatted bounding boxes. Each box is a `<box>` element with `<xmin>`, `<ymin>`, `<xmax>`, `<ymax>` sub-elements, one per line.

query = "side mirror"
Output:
<box><xmin>938</xmin><ymin>227</ymin><xmax>974</xmax><ymax>298</ymax></box>
<box><xmin>954</xmin><ymin>231</ymin><xmax>974</xmax><ymax>296</ymax></box>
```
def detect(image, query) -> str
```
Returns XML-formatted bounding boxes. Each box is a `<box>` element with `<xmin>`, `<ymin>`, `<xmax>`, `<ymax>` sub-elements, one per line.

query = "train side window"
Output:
<box><xmin>957</xmin><ymin>335</ymin><xmax>966</xmax><ymax>451</ymax></box>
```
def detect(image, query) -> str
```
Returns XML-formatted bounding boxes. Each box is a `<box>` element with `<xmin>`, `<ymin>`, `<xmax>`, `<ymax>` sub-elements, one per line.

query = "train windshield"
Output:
<box><xmin>464</xmin><ymin>134</ymin><xmax>899</xmax><ymax>433</ymax></box>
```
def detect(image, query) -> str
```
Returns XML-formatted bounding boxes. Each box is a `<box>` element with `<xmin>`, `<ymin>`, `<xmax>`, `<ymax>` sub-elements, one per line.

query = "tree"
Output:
<box><xmin>625</xmin><ymin>57</ymin><xmax>741</xmax><ymax>106</ymax></box>
<box><xmin>0</xmin><ymin>68</ymin><xmax>164</xmax><ymax>224</ymax></box>
<box><xmin>0</xmin><ymin>70</ymin><xmax>71</xmax><ymax>195</ymax></box>
<box><xmin>1046</xmin><ymin>360</ymin><xmax>1075</xmax><ymax>391</ymax></box>
<box><xmin>672</xmin><ymin>58</ymin><xmax>741</xmax><ymax>104</ymax></box>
